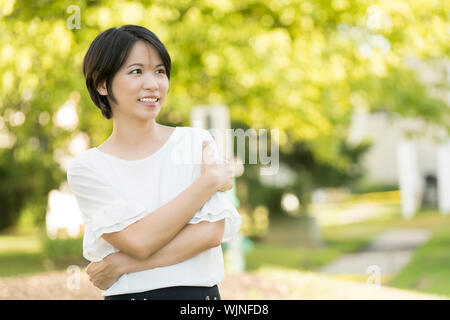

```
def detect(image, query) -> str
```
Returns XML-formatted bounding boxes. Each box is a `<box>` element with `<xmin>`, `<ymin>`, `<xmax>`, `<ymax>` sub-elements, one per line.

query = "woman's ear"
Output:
<box><xmin>96</xmin><ymin>81</ymin><xmax>108</xmax><ymax>96</ymax></box>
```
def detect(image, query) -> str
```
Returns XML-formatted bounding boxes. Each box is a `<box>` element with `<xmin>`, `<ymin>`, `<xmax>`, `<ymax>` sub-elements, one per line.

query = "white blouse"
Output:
<box><xmin>66</xmin><ymin>126</ymin><xmax>241</xmax><ymax>297</ymax></box>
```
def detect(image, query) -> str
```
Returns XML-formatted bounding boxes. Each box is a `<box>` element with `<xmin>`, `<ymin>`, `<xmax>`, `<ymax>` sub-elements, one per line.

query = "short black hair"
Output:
<box><xmin>82</xmin><ymin>25</ymin><xmax>171</xmax><ymax>119</ymax></box>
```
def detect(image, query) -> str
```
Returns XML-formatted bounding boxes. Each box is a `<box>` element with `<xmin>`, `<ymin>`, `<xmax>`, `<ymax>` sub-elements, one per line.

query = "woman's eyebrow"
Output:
<box><xmin>126</xmin><ymin>63</ymin><xmax>165</xmax><ymax>69</ymax></box>
<box><xmin>127</xmin><ymin>63</ymin><xmax>144</xmax><ymax>69</ymax></box>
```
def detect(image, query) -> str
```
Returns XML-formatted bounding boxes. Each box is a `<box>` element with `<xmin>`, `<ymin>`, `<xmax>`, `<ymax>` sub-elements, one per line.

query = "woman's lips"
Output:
<box><xmin>138</xmin><ymin>98</ymin><xmax>159</xmax><ymax>107</ymax></box>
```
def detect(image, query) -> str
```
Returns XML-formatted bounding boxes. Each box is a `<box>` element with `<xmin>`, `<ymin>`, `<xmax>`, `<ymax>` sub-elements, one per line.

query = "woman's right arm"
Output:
<box><xmin>101</xmin><ymin>140</ymin><xmax>234</xmax><ymax>260</ymax></box>
<box><xmin>101</xmin><ymin>172</ymin><xmax>218</xmax><ymax>260</ymax></box>
<box><xmin>86</xmin><ymin>220</ymin><xmax>225</xmax><ymax>290</ymax></box>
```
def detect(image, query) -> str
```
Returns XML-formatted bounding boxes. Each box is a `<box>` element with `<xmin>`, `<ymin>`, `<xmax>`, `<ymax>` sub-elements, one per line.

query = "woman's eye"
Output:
<box><xmin>156</xmin><ymin>69</ymin><xmax>165</xmax><ymax>74</ymax></box>
<box><xmin>130</xmin><ymin>69</ymin><xmax>142</xmax><ymax>74</ymax></box>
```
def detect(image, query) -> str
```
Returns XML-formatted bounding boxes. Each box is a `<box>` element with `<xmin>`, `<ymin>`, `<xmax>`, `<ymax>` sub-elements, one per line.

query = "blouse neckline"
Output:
<box><xmin>93</xmin><ymin>126</ymin><xmax>179</xmax><ymax>163</ymax></box>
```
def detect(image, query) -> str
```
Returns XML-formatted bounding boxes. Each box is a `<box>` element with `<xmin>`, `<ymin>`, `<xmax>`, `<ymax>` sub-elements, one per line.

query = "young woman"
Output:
<box><xmin>67</xmin><ymin>25</ymin><xmax>241</xmax><ymax>300</ymax></box>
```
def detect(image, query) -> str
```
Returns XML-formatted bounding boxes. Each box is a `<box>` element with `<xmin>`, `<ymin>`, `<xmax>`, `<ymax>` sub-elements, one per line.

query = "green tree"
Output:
<box><xmin>0</xmin><ymin>0</ymin><xmax>448</xmax><ymax>231</ymax></box>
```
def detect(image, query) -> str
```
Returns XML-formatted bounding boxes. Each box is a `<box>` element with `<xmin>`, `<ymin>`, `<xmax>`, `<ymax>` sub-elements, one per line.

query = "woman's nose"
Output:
<box><xmin>143</xmin><ymin>72</ymin><xmax>158</xmax><ymax>90</ymax></box>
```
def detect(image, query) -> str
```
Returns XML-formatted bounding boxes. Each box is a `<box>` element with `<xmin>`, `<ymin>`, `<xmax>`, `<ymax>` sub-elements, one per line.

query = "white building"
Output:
<box><xmin>347</xmin><ymin>57</ymin><xmax>450</xmax><ymax>216</ymax></box>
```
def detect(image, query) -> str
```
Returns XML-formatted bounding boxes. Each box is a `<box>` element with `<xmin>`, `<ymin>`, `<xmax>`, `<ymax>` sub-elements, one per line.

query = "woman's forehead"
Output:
<box><xmin>125</xmin><ymin>41</ymin><xmax>163</xmax><ymax>66</ymax></box>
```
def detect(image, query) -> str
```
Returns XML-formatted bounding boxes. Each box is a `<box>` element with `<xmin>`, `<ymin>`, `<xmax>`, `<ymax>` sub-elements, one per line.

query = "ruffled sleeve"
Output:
<box><xmin>189</xmin><ymin>192</ymin><xmax>242</xmax><ymax>243</ymax></box>
<box><xmin>188</xmin><ymin>129</ymin><xmax>242</xmax><ymax>243</ymax></box>
<box><xmin>66</xmin><ymin>156</ymin><xmax>148</xmax><ymax>262</ymax></box>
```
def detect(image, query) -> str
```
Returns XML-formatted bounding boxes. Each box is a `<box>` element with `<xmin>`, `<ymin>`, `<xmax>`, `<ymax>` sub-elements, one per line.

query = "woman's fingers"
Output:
<box><xmin>201</xmin><ymin>139</ymin><xmax>235</xmax><ymax>191</ymax></box>
<box><xmin>222</xmin><ymin>159</ymin><xmax>234</xmax><ymax>178</ymax></box>
<box><xmin>202</xmin><ymin>140</ymin><xmax>215</xmax><ymax>162</ymax></box>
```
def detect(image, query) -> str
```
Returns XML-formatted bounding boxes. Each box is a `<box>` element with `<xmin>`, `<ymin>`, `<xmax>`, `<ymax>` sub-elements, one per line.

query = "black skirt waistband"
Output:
<box><xmin>104</xmin><ymin>285</ymin><xmax>221</xmax><ymax>300</ymax></box>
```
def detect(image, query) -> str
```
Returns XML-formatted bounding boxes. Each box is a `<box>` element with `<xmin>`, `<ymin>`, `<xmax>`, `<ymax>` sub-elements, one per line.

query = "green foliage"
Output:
<box><xmin>1</xmin><ymin>0</ymin><xmax>449</xmax><ymax>230</ymax></box>
<box><xmin>350</xmin><ymin>181</ymin><xmax>399</xmax><ymax>194</ymax></box>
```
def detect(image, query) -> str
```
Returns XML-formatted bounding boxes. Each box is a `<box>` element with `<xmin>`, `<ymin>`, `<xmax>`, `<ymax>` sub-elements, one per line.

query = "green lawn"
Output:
<box><xmin>0</xmin><ymin>252</ymin><xmax>47</xmax><ymax>277</ymax></box>
<box><xmin>388</xmin><ymin>220</ymin><xmax>450</xmax><ymax>296</ymax></box>
<box><xmin>0</xmin><ymin>232</ymin><xmax>86</xmax><ymax>277</ymax></box>
<box><xmin>2</xmin><ymin>208</ymin><xmax>450</xmax><ymax>297</ymax></box>
<box><xmin>245</xmin><ymin>211</ymin><xmax>399</xmax><ymax>272</ymax></box>
<box><xmin>0</xmin><ymin>233</ymin><xmax>45</xmax><ymax>277</ymax></box>
<box><xmin>245</xmin><ymin>224</ymin><xmax>377</xmax><ymax>272</ymax></box>
<box><xmin>246</xmin><ymin>209</ymin><xmax>450</xmax><ymax>297</ymax></box>
<box><xmin>245</xmin><ymin>209</ymin><xmax>450</xmax><ymax>297</ymax></box>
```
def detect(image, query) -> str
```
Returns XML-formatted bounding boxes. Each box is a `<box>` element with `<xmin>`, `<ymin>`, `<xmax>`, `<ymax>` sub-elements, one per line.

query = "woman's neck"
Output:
<box><xmin>108</xmin><ymin>120</ymin><xmax>163</xmax><ymax>149</ymax></box>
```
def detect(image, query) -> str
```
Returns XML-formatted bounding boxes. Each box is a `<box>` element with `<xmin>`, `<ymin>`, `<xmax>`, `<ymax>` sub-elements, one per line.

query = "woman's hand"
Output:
<box><xmin>201</xmin><ymin>140</ymin><xmax>234</xmax><ymax>192</ymax></box>
<box><xmin>86</xmin><ymin>252</ymin><xmax>136</xmax><ymax>290</ymax></box>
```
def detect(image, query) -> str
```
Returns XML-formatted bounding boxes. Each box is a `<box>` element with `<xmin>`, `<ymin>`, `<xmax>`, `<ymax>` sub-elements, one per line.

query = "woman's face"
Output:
<box><xmin>99</xmin><ymin>40</ymin><xmax>169</xmax><ymax>121</ymax></box>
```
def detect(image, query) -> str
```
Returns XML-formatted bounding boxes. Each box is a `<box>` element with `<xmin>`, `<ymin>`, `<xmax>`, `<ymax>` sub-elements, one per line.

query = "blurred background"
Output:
<box><xmin>0</xmin><ymin>0</ymin><xmax>449</xmax><ymax>299</ymax></box>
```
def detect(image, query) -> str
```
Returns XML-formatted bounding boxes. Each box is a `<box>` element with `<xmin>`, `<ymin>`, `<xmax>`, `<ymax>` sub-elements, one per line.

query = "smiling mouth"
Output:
<box><xmin>138</xmin><ymin>98</ymin><xmax>159</xmax><ymax>103</ymax></box>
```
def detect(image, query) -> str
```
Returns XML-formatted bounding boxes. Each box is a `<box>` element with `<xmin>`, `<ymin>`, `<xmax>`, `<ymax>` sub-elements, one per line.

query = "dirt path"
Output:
<box><xmin>0</xmin><ymin>267</ymin><xmax>446</xmax><ymax>300</ymax></box>
<box><xmin>0</xmin><ymin>268</ymin><xmax>296</xmax><ymax>300</ymax></box>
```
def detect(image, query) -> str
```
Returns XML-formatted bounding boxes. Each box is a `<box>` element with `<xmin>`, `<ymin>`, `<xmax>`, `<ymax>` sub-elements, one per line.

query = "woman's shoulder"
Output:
<box><xmin>175</xmin><ymin>126</ymin><xmax>213</xmax><ymax>140</ymax></box>
<box><xmin>67</xmin><ymin>148</ymin><xmax>104</xmax><ymax>175</ymax></box>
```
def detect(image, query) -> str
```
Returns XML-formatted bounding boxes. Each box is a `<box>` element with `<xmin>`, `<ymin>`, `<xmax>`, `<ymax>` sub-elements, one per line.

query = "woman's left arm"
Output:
<box><xmin>86</xmin><ymin>219</ymin><xmax>225</xmax><ymax>290</ymax></box>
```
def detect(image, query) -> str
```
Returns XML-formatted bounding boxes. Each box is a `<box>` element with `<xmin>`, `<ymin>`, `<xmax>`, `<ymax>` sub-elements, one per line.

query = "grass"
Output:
<box><xmin>388</xmin><ymin>220</ymin><xmax>450</xmax><ymax>296</ymax></box>
<box><xmin>245</xmin><ymin>229</ymin><xmax>374</xmax><ymax>273</ymax></box>
<box><xmin>0</xmin><ymin>233</ymin><xmax>46</xmax><ymax>277</ymax></box>
<box><xmin>2</xmin><ymin>206</ymin><xmax>450</xmax><ymax>297</ymax></box>
<box><xmin>248</xmin><ymin>209</ymin><xmax>450</xmax><ymax>297</ymax></box>
<box><xmin>245</xmin><ymin>208</ymin><xmax>450</xmax><ymax>297</ymax></box>
<box><xmin>244</xmin><ymin>211</ymin><xmax>394</xmax><ymax>272</ymax></box>
<box><xmin>0</xmin><ymin>234</ymin><xmax>42</xmax><ymax>254</ymax></box>
<box><xmin>248</xmin><ymin>266</ymin><xmax>447</xmax><ymax>300</ymax></box>
<box><xmin>245</xmin><ymin>244</ymin><xmax>341</xmax><ymax>271</ymax></box>
<box><xmin>0</xmin><ymin>252</ymin><xmax>48</xmax><ymax>277</ymax></box>
<box><xmin>0</xmin><ymin>232</ymin><xmax>87</xmax><ymax>277</ymax></box>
